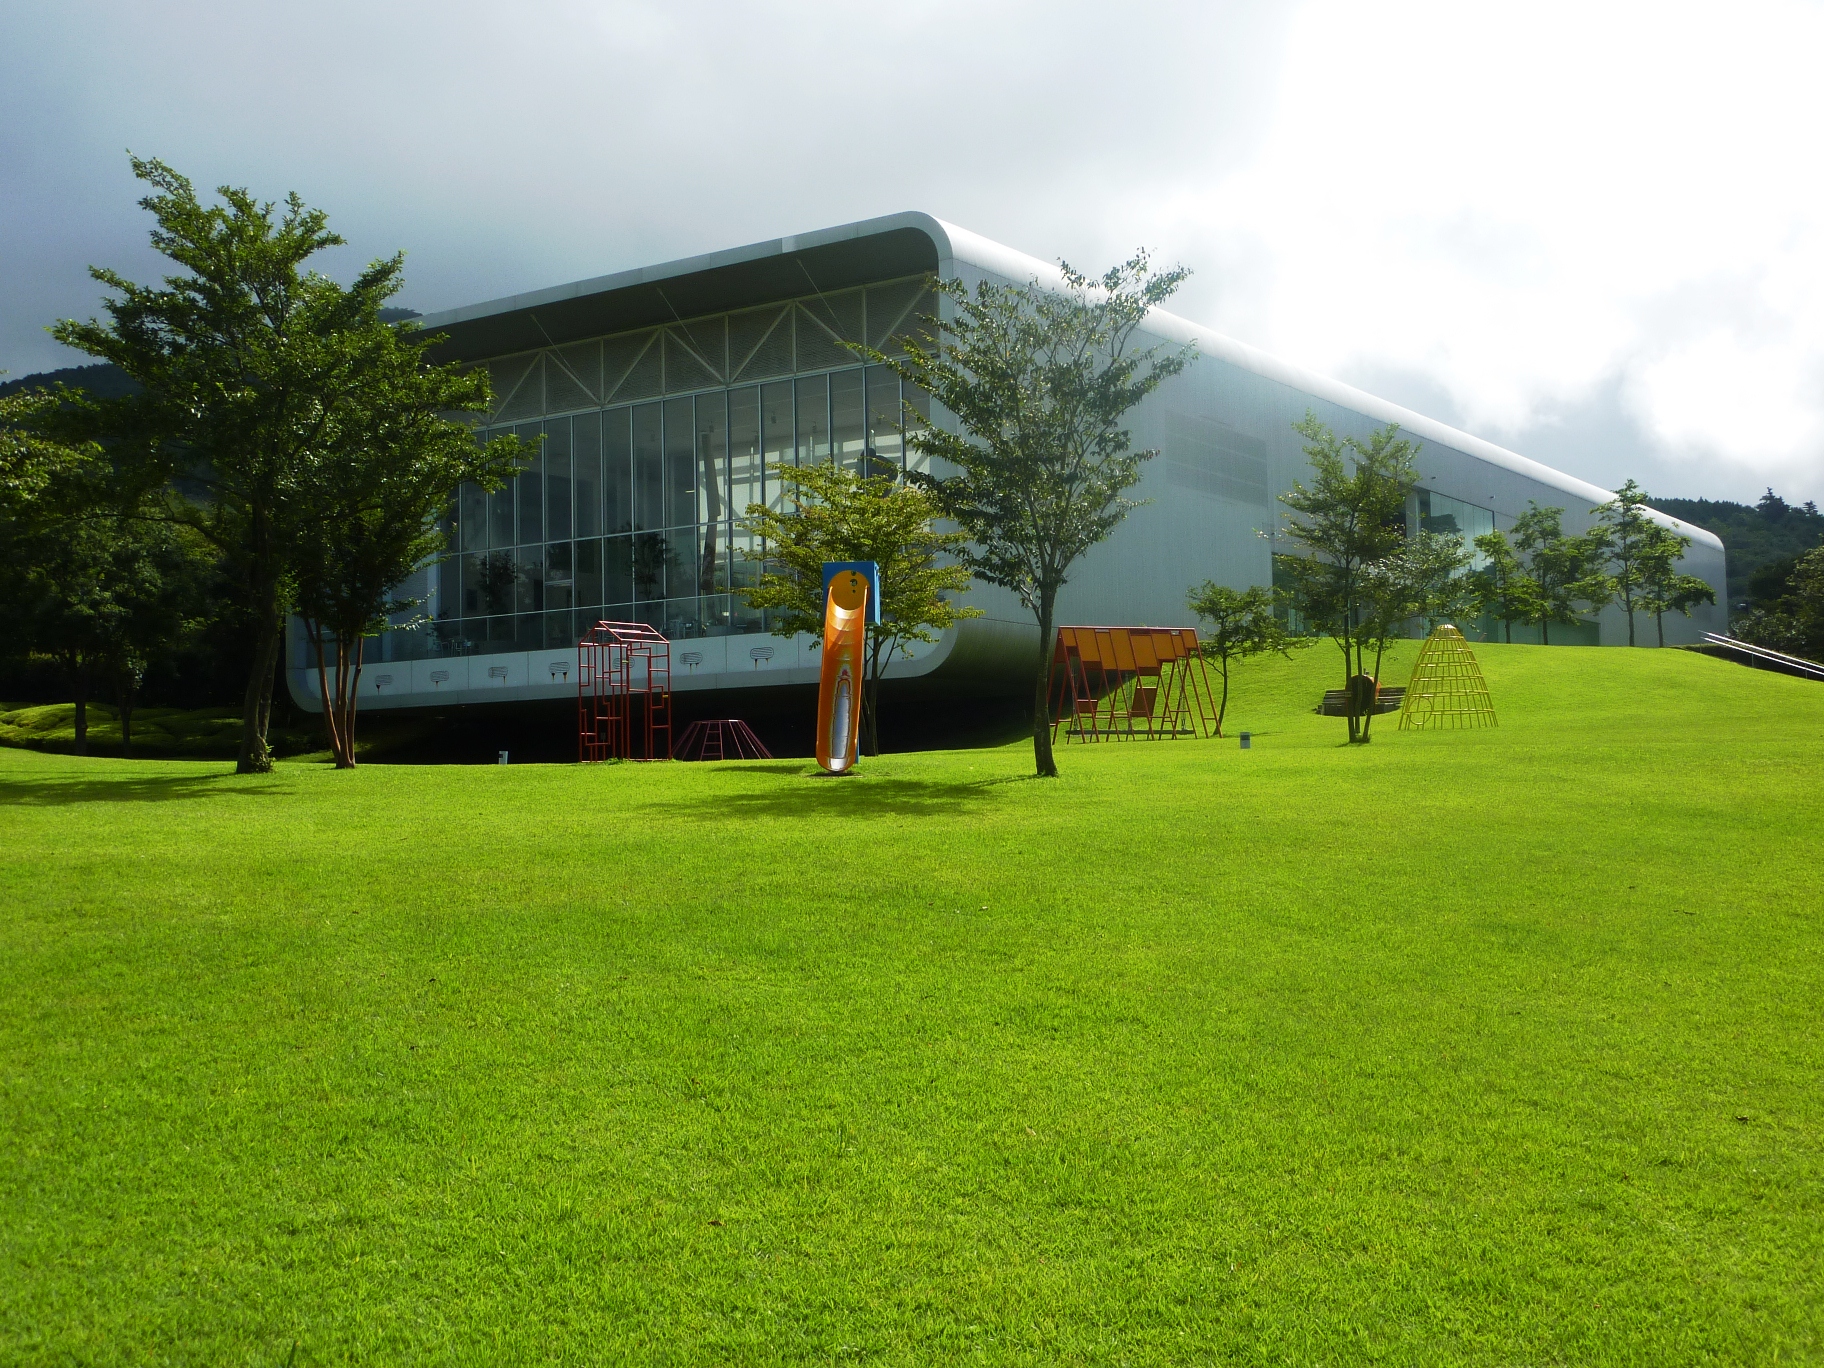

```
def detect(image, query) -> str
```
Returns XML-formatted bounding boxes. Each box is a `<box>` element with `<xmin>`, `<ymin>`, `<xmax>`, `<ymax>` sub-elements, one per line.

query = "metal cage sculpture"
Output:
<box><xmin>1048</xmin><ymin>626</ymin><xmax>1220</xmax><ymax>743</ymax></box>
<box><xmin>1398</xmin><ymin>624</ymin><xmax>1498</xmax><ymax>730</ymax></box>
<box><xmin>672</xmin><ymin>719</ymin><xmax>773</xmax><ymax>761</ymax></box>
<box><xmin>578</xmin><ymin>620</ymin><xmax>673</xmax><ymax>761</ymax></box>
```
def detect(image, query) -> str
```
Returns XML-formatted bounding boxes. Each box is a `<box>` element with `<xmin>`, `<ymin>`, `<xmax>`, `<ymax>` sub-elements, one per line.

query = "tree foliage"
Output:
<box><xmin>1185</xmin><ymin>582</ymin><xmax>1304</xmax><ymax>733</ymax></box>
<box><xmin>1274</xmin><ymin>414</ymin><xmax>1419</xmax><ymax>743</ymax></box>
<box><xmin>739</xmin><ymin>461</ymin><xmax>978</xmax><ymax>756</ymax></box>
<box><xmin>50</xmin><ymin>157</ymin><xmax>515</xmax><ymax>773</ymax></box>
<box><xmin>875</xmin><ymin>252</ymin><xmax>1194</xmax><ymax>776</ymax></box>
<box><xmin>1509</xmin><ymin>503</ymin><xmax>1607</xmax><ymax>645</ymax></box>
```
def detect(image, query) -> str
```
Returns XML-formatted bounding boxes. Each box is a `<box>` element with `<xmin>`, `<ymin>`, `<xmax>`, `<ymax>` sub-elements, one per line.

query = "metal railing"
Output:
<box><xmin>1701</xmin><ymin>633</ymin><xmax>1824</xmax><ymax>682</ymax></box>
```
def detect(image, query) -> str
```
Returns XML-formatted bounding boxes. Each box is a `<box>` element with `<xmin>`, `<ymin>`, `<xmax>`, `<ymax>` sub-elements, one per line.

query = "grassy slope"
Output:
<box><xmin>1</xmin><ymin>643</ymin><xmax>1820</xmax><ymax>1365</ymax></box>
<box><xmin>0</xmin><ymin>702</ymin><xmax>317</xmax><ymax>760</ymax></box>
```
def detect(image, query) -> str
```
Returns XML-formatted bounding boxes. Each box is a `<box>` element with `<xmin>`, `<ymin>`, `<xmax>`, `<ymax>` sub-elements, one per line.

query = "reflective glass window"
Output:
<box><xmin>478</xmin><ymin>552</ymin><xmax>516</xmax><ymax>615</ymax></box>
<box><xmin>515</xmin><ymin>423</ymin><xmax>544</xmax><ymax>546</ymax></box>
<box><xmin>632</xmin><ymin>403</ymin><xmax>663</xmax><ymax>531</ymax></box>
<box><xmin>693</xmin><ymin>392</ymin><xmax>727</xmax><ymax>598</ymax></box>
<box><xmin>633</xmin><ymin>530</ymin><xmax>670</xmax><ymax>602</ymax></box>
<box><xmin>729</xmin><ymin>386</ymin><xmax>762</xmax><ymax>526</ymax></box>
<box><xmin>544</xmin><ymin>418</ymin><xmax>572</xmax><ymax>542</ymax></box>
<box><xmin>437</xmin><ymin>554</ymin><xmax>460</xmax><ymax>621</ymax></box>
<box><xmin>604</xmin><ymin>407</ymin><xmax>632</xmax><ymax>534</ymax></box>
<box><xmin>866</xmin><ymin>366</ymin><xmax>903</xmax><ymax>473</ymax></box>
<box><xmin>573</xmin><ymin>410</ymin><xmax>602</xmax><ymax>537</ymax></box>
<box><xmin>795</xmin><ymin>374</ymin><xmax>829</xmax><ymax>469</ymax></box>
<box><xmin>762</xmin><ymin>380</ymin><xmax>794</xmax><ymax>514</ymax></box>
<box><xmin>574</xmin><ymin>537</ymin><xmax>603</xmax><ymax>608</ymax></box>
<box><xmin>489</xmin><ymin>481</ymin><xmax>514</xmax><ymax>551</ymax></box>
<box><xmin>663</xmin><ymin>396</ymin><xmax>696</xmax><ymax>531</ymax></box>
<box><xmin>460</xmin><ymin>481</ymin><xmax>489</xmax><ymax>552</ymax></box>
<box><xmin>515</xmin><ymin>545</ymin><xmax>543</xmax><ymax>614</ymax></box>
<box><xmin>831</xmin><ymin>368</ymin><xmax>865</xmax><ymax>471</ymax></box>
<box><xmin>603</xmin><ymin>534</ymin><xmax>632</xmax><ymax>606</ymax></box>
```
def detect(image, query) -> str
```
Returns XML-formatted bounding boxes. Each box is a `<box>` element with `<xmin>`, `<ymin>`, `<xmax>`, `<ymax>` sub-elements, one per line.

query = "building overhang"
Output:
<box><xmin>419</xmin><ymin>214</ymin><xmax>949</xmax><ymax>365</ymax></box>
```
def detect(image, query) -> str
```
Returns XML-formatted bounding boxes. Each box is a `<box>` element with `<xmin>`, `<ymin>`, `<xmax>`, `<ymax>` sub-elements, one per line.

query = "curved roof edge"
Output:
<box><xmin>419</xmin><ymin>212</ymin><xmax>1719</xmax><ymax>553</ymax></box>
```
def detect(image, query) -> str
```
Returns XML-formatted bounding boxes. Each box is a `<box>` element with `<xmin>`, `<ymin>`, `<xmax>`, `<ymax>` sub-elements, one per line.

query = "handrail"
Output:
<box><xmin>1701</xmin><ymin>633</ymin><xmax>1824</xmax><ymax>681</ymax></box>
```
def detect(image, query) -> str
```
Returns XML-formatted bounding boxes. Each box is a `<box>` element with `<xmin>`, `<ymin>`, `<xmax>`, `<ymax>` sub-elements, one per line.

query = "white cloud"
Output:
<box><xmin>1160</xmin><ymin>0</ymin><xmax>1824</xmax><ymax>494</ymax></box>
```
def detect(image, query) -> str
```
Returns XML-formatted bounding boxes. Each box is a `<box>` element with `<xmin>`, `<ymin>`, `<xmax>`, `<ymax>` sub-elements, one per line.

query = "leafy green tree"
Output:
<box><xmin>1184</xmin><ymin>582</ymin><xmax>1304</xmax><ymax>734</ymax></box>
<box><xmin>1469</xmin><ymin>528</ymin><xmax>1539</xmax><ymax>642</ymax></box>
<box><xmin>51</xmin><ymin>157</ymin><xmax>512</xmax><ymax>773</ymax></box>
<box><xmin>1275</xmin><ymin>414</ymin><xmax>1419</xmax><ymax>743</ymax></box>
<box><xmin>1510</xmin><ymin>503</ymin><xmax>1606</xmax><ymax>644</ymax></box>
<box><xmin>292</xmin><ymin>327</ymin><xmax>519</xmax><ymax>768</ymax></box>
<box><xmin>1734</xmin><ymin>545</ymin><xmax>1824</xmax><ymax>659</ymax></box>
<box><xmin>873</xmin><ymin>252</ymin><xmax>1194</xmax><ymax>777</ymax></box>
<box><xmin>1588</xmin><ymin>479</ymin><xmax>1658</xmax><ymax>646</ymax></box>
<box><xmin>739</xmin><ymin>461</ymin><xmax>978</xmax><ymax>756</ymax></box>
<box><xmin>1636</xmin><ymin>522</ymin><xmax>1715</xmax><ymax>647</ymax></box>
<box><xmin>0</xmin><ymin>389</ymin><xmax>90</xmax><ymax>517</ymax></box>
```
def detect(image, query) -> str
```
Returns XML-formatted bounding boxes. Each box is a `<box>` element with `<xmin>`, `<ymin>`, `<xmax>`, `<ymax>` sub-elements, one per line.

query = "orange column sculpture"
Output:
<box><xmin>816</xmin><ymin>568</ymin><xmax>871</xmax><ymax>773</ymax></box>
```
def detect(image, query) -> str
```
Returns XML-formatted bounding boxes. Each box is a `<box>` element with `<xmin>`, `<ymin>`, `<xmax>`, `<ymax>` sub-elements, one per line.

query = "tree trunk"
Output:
<box><xmin>72</xmin><ymin>655</ymin><xmax>89</xmax><ymax>757</ymax></box>
<box><xmin>238</xmin><ymin>596</ymin><xmax>282</xmax><ymax>774</ymax></box>
<box><xmin>309</xmin><ymin>620</ymin><xmax>343</xmax><ymax>765</ymax></box>
<box><xmin>118</xmin><ymin>675</ymin><xmax>136</xmax><ymax>759</ymax></box>
<box><xmin>1656</xmin><ymin>608</ymin><xmax>1665</xmax><ymax>648</ymax></box>
<box><xmin>1031</xmin><ymin>588</ymin><xmax>1058</xmax><ymax>778</ymax></box>
<box><xmin>333</xmin><ymin>633</ymin><xmax>364</xmax><ymax>769</ymax></box>
<box><xmin>1217</xmin><ymin>656</ymin><xmax>1230</xmax><ymax>735</ymax></box>
<box><xmin>861</xmin><ymin>631</ymin><xmax>882</xmax><ymax>758</ymax></box>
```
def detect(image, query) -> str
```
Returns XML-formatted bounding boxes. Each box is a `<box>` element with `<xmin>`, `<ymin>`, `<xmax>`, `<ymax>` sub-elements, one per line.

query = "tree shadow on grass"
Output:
<box><xmin>646</xmin><ymin>768</ymin><xmax>1040</xmax><ymax>820</ymax></box>
<box><xmin>0</xmin><ymin>770</ymin><xmax>290</xmax><ymax>807</ymax></box>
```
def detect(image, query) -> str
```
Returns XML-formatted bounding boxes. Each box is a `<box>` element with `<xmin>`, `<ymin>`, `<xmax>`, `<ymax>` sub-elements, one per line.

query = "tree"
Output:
<box><xmin>1637</xmin><ymin>522</ymin><xmax>1715</xmax><ymax>647</ymax></box>
<box><xmin>1589</xmin><ymin>479</ymin><xmax>1658</xmax><ymax>646</ymax></box>
<box><xmin>1469</xmin><ymin>528</ymin><xmax>1539</xmax><ymax>642</ymax></box>
<box><xmin>292</xmin><ymin>321</ymin><xmax>519</xmax><ymax>768</ymax></box>
<box><xmin>739</xmin><ymin>461</ymin><xmax>978</xmax><ymax>756</ymax></box>
<box><xmin>874</xmin><ymin>252</ymin><xmax>1194</xmax><ymax>777</ymax></box>
<box><xmin>1510</xmin><ymin>503</ymin><xmax>1606</xmax><ymax>644</ymax></box>
<box><xmin>1734</xmin><ymin>545</ymin><xmax>1824</xmax><ymax>659</ymax></box>
<box><xmin>51</xmin><ymin>157</ymin><xmax>512</xmax><ymax>773</ymax></box>
<box><xmin>1184</xmin><ymin>582</ymin><xmax>1304</xmax><ymax>734</ymax></box>
<box><xmin>0</xmin><ymin>388</ymin><xmax>89</xmax><ymax>517</ymax></box>
<box><xmin>1274</xmin><ymin>414</ymin><xmax>1419</xmax><ymax>743</ymax></box>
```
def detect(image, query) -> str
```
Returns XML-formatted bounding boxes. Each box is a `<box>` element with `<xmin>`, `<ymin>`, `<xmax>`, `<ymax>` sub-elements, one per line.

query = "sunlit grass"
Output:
<box><xmin>1</xmin><ymin>643</ymin><xmax>1819</xmax><ymax>1364</ymax></box>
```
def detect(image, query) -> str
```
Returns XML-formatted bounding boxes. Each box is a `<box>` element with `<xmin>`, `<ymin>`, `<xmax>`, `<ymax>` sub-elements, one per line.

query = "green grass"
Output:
<box><xmin>2</xmin><ymin>643</ymin><xmax>1820</xmax><ymax>1365</ymax></box>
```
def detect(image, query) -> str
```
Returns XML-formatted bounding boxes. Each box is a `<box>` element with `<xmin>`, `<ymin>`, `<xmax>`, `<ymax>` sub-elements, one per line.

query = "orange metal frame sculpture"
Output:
<box><xmin>578</xmin><ymin>620</ymin><xmax>673</xmax><ymax>761</ymax></box>
<box><xmin>1047</xmin><ymin>626</ymin><xmax>1220</xmax><ymax>743</ymax></box>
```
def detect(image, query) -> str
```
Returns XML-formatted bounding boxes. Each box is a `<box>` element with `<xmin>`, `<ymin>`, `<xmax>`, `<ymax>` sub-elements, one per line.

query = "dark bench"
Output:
<box><xmin>1315</xmin><ymin>686</ymin><xmax>1405</xmax><ymax>717</ymax></box>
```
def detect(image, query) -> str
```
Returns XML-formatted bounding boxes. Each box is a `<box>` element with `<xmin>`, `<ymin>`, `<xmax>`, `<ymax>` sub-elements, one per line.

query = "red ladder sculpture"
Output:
<box><xmin>578</xmin><ymin>620</ymin><xmax>672</xmax><ymax>761</ymax></box>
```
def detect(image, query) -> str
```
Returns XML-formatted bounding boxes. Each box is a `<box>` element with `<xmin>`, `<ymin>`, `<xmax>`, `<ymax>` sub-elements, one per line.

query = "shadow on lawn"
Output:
<box><xmin>0</xmin><ymin>769</ymin><xmax>288</xmax><ymax>807</ymax></box>
<box><xmin>650</xmin><ymin>767</ymin><xmax>1037</xmax><ymax>820</ymax></box>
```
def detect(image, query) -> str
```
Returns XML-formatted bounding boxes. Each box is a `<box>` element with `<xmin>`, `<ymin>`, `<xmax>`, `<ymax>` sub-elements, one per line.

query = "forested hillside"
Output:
<box><xmin>1654</xmin><ymin>491</ymin><xmax>1824</xmax><ymax>609</ymax></box>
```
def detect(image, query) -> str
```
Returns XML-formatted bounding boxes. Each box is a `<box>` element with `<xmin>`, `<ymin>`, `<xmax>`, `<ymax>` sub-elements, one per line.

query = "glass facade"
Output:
<box><xmin>364</xmin><ymin>274</ymin><xmax>937</xmax><ymax>664</ymax></box>
<box><xmin>1415</xmin><ymin>488</ymin><xmax>1495</xmax><ymax>569</ymax></box>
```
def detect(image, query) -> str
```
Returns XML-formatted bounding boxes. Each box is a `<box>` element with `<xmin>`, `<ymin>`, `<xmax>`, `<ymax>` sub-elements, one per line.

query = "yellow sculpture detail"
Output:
<box><xmin>1398</xmin><ymin>625</ymin><xmax>1498</xmax><ymax>730</ymax></box>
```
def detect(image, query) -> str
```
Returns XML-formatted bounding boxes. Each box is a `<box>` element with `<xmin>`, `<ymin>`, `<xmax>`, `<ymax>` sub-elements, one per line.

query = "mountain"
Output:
<box><xmin>0</xmin><ymin>362</ymin><xmax>137</xmax><ymax>401</ymax></box>
<box><xmin>1654</xmin><ymin>492</ymin><xmax>1824</xmax><ymax>609</ymax></box>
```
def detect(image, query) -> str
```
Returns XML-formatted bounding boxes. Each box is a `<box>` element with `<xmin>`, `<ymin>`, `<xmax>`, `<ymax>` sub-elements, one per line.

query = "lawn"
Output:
<box><xmin>1</xmin><ymin>642</ymin><xmax>1820</xmax><ymax>1365</ymax></box>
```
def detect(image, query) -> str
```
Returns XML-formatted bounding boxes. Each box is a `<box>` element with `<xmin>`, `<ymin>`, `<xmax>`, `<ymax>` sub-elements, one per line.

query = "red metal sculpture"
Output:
<box><xmin>578</xmin><ymin>620</ymin><xmax>672</xmax><ymax>761</ymax></box>
<box><xmin>671</xmin><ymin>719</ymin><xmax>773</xmax><ymax>761</ymax></box>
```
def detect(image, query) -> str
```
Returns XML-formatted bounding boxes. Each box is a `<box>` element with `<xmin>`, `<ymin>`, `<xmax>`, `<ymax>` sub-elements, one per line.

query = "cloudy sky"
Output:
<box><xmin>4</xmin><ymin>0</ymin><xmax>1820</xmax><ymax>505</ymax></box>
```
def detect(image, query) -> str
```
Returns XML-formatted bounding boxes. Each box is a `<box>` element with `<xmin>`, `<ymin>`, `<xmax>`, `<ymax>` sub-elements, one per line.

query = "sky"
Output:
<box><xmin>3</xmin><ymin>0</ymin><xmax>1820</xmax><ymax>506</ymax></box>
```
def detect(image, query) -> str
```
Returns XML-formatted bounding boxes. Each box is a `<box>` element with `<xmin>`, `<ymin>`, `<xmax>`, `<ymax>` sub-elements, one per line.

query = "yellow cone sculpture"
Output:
<box><xmin>816</xmin><ymin>568</ymin><xmax>871</xmax><ymax>773</ymax></box>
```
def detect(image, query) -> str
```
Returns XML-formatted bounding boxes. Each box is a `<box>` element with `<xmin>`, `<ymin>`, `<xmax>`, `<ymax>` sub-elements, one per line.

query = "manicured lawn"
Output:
<box><xmin>1</xmin><ymin>643</ymin><xmax>1820</xmax><ymax>1365</ymax></box>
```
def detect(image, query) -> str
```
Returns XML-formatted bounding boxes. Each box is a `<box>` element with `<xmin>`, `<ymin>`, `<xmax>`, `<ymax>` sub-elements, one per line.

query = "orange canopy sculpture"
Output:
<box><xmin>1047</xmin><ymin>626</ymin><xmax>1220</xmax><ymax>743</ymax></box>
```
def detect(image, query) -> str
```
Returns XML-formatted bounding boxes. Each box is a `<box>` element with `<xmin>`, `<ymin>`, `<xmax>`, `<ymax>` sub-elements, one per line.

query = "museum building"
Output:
<box><xmin>285</xmin><ymin>213</ymin><xmax>1729</xmax><ymax>715</ymax></box>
